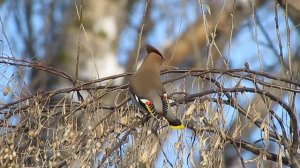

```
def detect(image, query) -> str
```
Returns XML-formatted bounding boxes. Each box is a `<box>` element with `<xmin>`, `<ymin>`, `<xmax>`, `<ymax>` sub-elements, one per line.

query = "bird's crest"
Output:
<box><xmin>145</xmin><ymin>44</ymin><xmax>164</xmax><ymax>60</ymax></box>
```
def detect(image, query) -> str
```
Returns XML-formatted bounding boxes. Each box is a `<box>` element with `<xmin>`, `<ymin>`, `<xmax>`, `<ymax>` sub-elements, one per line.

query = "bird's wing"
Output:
<box><xmin>132</xmin><ymin>91</ymin><xmax>184</xmax><ymax>129</ymax></box>
<box><xmin>146</xmin><ymin>91</ymin><xmax>184</xmax><ymax>128</ymax></box>
<box><xmin>131</xmin><ymin>92</ymin><xmax>160</xmax><ymax>120</ymax></box>
<box><xmin>162</xmin><ymin>93</ymin><xmax>170</xmax><ymax>114</ymax></box>
<box><xmin>161</xmin><ymin>93</ymin><xmax>184</xmax><ymax>129</ymax></box>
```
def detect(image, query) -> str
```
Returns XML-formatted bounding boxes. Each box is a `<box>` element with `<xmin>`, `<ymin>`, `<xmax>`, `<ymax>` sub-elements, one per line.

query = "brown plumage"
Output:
<box><xmin>129</xmin><ymin>44</ymin><xmax>184</xmax><ymax>129</ymax></box>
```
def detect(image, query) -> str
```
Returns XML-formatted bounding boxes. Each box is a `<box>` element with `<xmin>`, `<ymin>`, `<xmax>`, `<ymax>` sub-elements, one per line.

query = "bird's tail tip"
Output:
<box><xmin>170</xmin><ymin>124</ymin><xmax>185</xmax><ymax>129</ymax></box>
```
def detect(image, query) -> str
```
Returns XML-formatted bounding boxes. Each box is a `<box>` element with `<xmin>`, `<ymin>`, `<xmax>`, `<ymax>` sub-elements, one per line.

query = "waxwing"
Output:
<box><xmin>129</xmin><ymin>44</ymin><xmax>184</xmax><ymax>129</ymax></box>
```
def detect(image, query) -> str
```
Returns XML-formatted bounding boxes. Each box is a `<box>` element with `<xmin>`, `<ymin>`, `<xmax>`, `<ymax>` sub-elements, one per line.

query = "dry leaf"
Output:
<box><xmin>185</xmin><ymin>104</ymin><xmax>196</xmax><ymax>116</ymax></box>
<box><xmin>190</xmin><ymin>147</ymin><xmax>196</xmax><ymax>167</ymax></box>
<box><xmin>3</xmin><ymin>85</ymin><xmax>10</xmax><ymax>96</ymax></box>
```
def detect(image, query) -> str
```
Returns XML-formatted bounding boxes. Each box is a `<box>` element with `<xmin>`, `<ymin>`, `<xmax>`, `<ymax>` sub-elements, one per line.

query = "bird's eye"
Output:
<box><xmin>145</xmin><ymin>101</ymin><xmax>152</xmax><ymax>106</ymax></box>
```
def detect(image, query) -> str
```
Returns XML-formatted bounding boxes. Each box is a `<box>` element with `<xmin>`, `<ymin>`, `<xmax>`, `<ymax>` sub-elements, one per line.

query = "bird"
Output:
<box><xmin>129</xmin><ymin>44</ymin><xmax>184</xmax><ymax>129</ymax></box>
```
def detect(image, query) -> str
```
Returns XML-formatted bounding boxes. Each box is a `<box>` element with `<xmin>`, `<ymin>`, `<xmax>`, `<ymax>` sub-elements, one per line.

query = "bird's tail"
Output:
<box><xmin>170</xmin><ymin>123</ymin><xmax>185</xmax><ymax>129</ymax></box>
<box><xmin>164</xmin><ymin>112</ymin><xmax>184</xmax><ymax>129</ymax></box>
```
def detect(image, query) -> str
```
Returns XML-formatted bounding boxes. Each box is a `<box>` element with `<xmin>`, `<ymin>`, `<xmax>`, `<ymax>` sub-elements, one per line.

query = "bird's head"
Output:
<box><xmin>145</xmin><ymin>44</ymin><xmax>165</xmax><ymax>65</ymax></box>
